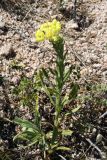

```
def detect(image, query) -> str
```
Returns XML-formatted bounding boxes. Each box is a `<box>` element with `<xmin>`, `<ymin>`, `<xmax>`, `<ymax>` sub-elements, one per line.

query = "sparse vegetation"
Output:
<box><xmin>0</xmin><ymin>0</ymin><xmax>107</xmax><ymax>160</ymax></box>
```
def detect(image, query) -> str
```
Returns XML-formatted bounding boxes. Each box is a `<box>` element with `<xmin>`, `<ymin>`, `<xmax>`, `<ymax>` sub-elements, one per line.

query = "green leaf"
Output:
<box><xmin>64</xmin><ymin>67</ymin><xmax>73</xmax><ymax>82</ymax></box>
<box><xmin>13</xmin><ymin>130</ymin><xmax>42</xmax><ymax>147</ymax></box>
<box><xmin>62</xmin><ymin>94</ymin><xmax>69</xmax><ymax>106</ymax></box>
<box><xmin>51</xmin><ymin>127</ymin><xmax>59</xmax><ymax>145</ymax></box>
<box><xmin>39</xmin><ymin>70</ymin><xmax>55</xmax><ymax>106</ymax></box>
<box><xmin>35</xmin><ymin>95</ymin><xmax>39</xmax><ymax>113</ymax></box>
<box><xmin>49</xmin><ymin>68</ymin><xmax>56</xmax><ymax>75</ymax></box>
<box><xmin>72</xmin><ymin>105</ymin><xmax>81</xmax><ymax>113</ymax></box>
<box><xmin>62</xmin><ymin>130</ymin><xmax>73</xmax><ymax>136</ymax></box>
<box><xmin>50</xmin><ymin>143</ymin><xmax>59</xmax><ymax>150</ymax></box>
<box><xmin>14</xmin><ymin>130</ymin><xmax>36</xmax><ymax>141</ymax></box>
<box><xmin>63</xmin><ymin>51</ymin><xmax>67</xmax><ymax>60</ymax></box>
<box><xmin>35</xmin><ymin>95</ymin><xmax>41</xmax><ymax>128</ymax></box>
<box><xmin>43</xmin><ymin>86</ymin><xmax>55</xmax><ymax>106</ymax></box>
<box><xmin>14</xmin><ymin>117</ymin><xmax>39</xmax><ymax>132</ymax></box>
<box><xmin>47</xmin><ymin>87</ymin><xmax>58</xmax><ymax>95</ymax></box>
<box><xmin>33</xmin><ymin>72</ymin><xmax>42</xmax><ymax>90</ymax></box>
<box><xmin>69</xmin><ymin>83</ymin><xmax>79</xmax><ymax>100</ymax></box>
<box><xmin>56</xmin><ymin>146</ymin><xmax>71</xmax><ymax>151</ymax></box>
<box><xmin>42</xmin><ymin>68</ymin><xmax>49</xmax><ymax>80</ymax></box>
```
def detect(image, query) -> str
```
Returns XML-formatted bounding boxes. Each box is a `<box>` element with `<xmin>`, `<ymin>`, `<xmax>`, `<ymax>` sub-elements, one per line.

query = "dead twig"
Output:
<box><xmin>99</xmin><ymin>111</ymin><xmax>107</xmax><ymax>119</ymax></box>
<box><xmin>86</xmin><ymin>138</ymin><xmax>106</xmax><ymax>159</ymax></box>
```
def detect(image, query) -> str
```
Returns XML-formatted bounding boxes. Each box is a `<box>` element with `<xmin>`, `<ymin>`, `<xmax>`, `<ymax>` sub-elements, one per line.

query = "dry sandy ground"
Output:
<box><xmin>0</xmin><ymin>0</ymin><xmax>107</xmax><ymax>159</ymax></box>
<box><xmin>0</xmin><ymin>0</ymin><xmax>107</xmax><ymax>84</ymax></box>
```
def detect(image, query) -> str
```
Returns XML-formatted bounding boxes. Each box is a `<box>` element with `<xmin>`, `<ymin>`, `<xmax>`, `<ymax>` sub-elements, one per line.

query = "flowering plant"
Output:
<box><xmin>14</xmin><ymin>19</ymin><xmax>80</xmax><ymax>160</ymax></box>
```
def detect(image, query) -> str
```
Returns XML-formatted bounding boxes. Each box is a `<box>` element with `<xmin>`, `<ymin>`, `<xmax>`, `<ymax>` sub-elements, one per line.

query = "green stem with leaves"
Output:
<box><xmin>51</xmin><ymin>38</ymin><xmax>65</xmax><ymax>144</ymax></box>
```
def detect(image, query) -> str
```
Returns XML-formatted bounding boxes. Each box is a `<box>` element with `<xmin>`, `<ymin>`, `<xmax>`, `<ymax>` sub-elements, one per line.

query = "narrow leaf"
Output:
<box><xmin>69</xmin><ymin>83</ymin><xmax>79</xmax><ymax>100</ymax></box>
<box><xmin>42</xmin><ymin>86</ymin><xmax>55</xmax><ymax>106</ymax></box>
<box><xmin>49</xmin><ymin>68</ymin><xmax>56</xmax><ymax>75</ymax></box>
<box><xmin>42</xmin><ymin>68</ymin><xmax>49</xmax><ymax>80</ymax></box>
<box><xmin>62</xmin><ymin>130</ymin><xmax>73</xmax><ymax>136</ymax></box>
<box><xmin>72</xmin><ymin>105</ymin><xmax>81</xmax><ymax>113</ymax></box>
<box><xmin>56</xmin><ymin>146</ymin><xmax>71</xmax><ymax>151</ymax></box>
<box><xmin>62</xmin><ymin>95</ymin><xmax>69</xmax><ymax>106</ymax></box>
<box><xmin>14</xmin><ymin>117</ymin><xmax>39</xmax><ymax>131</ymax></box>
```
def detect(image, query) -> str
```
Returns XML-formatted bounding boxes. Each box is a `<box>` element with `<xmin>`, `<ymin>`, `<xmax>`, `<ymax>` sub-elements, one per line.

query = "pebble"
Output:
<box><xmin>96</xmin><ymin>133</ymin><xmax>103</xmax><ymax>144</ymax></box>
<box><xmin>101</xmin><ymin>63</ymin><xmax>107</xmax><ymax>72</ymax></box>
<box><xmin>79</xmin><ymin>37</ymin><xmax>86</xmax><ymax>44</ymax></box>
<box><xmin>14</xmin><ymin>34</ymin><xmax>21</xmax><ymax>40</ymax></box>
<box><xmin>90</xmin><ymin>55</ymin><xmax>99</xmax><ymax>63</ymax></box>
<box><xmin>0</xmin><ymin>16</ymin><xmax>5</xmax><ymax>29</ymax></box>
<box><xmin>0</xmin><ymin>21</ymin><xmax>5</xmax><ymax>29</ymax></box>
<box><xmin>65</xmin><ymin>20</ymin><xmax>78</xmax><ymax>30</ymax></box>
<box><xmin>103</xmin><ymin>55</ymin><xmax>107</xmax><ymax>62</ymax></box>
<box><xmin>11</xmin><ymin>76</ymin><xmax>20</xmax><ymax>85</ymax></box>
<box><xmin>0</xmin><ymin>43</ymin><xmax>16</xmax><ymax>59</ymax></box>
<box><xmin>92</xmin><ymin>63</ymin><xmax>102</xmax><ymax>69</ymax></box>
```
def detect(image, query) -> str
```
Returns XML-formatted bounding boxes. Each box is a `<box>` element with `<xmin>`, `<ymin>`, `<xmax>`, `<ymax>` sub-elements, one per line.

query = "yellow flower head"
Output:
<box><xmin>35</xmin><ymin>19</ymin><xmax>61</xmax><ymax>42</ymax></box>
<box><xmin>40</xmin><ymin>22</ymin><xmax>50</xmax><ymax>32</ymax></box>
<box><xmin>35</xmin><ymin>29</ymin><xmax>45</xmax><ymax>42</ymax></box>
<box><xmin>51</xmin><ymin>19</ymin><xmax>61</xmax><ymax>33</ymax></box>
<box><xmin>45</xmin><ymin>29</ymin><xmax>53</xmax><ymax>40</ymax></box>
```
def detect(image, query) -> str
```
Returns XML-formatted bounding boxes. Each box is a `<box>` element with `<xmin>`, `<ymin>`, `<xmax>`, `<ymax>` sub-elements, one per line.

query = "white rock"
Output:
<box><xmin>92</xmin><ymin>63</ymin><xmax>102</xmax><ymax>69</ymax></box>
<box><xmin>0</xmin><ymin>43</ymin><xmax>15</xmax><ymax>58</ymax></box>
<box><xmin>65</xmin><ymin>20</ymin><xmax>78</xmax><ymax>30</ymax></box>
<box><xmin>103</xmin><ymin>55</ymin><xmax>107</xmax><ymax>62</ymax></box>
<box><xmin>96</xmin><ymin>133</ymin><xmax>103</xmax><ymax>144</ymax></box>
<box><xmin>0</xmin><ymin>21</ymin><xmax>5</xmax><ymax>29</ymax></box>
<box><xmin>0</xmin><ymin>16</ymin><xmax>5</xmax><ymax>29</ymax></box>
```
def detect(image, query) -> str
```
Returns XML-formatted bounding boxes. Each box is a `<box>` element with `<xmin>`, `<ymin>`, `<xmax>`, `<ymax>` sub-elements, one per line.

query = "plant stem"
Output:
<box><xmin>52</xmin><ymin>38</ymin><xmax>65</xmax><ymax>144</ymax></box>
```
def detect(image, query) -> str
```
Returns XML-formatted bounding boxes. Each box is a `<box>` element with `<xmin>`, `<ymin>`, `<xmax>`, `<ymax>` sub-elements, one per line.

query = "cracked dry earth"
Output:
<box><xmin>0</xmin><ymin>0</ymin><xmax>107</xmax><ymax>160</ymax></box>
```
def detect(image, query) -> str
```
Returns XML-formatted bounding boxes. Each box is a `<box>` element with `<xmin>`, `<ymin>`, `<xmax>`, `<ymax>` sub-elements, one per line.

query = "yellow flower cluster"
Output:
<box><xmin>35</xmin><ymin>19</ymin><xmax>61</xmax><ymax>42</ymax></box>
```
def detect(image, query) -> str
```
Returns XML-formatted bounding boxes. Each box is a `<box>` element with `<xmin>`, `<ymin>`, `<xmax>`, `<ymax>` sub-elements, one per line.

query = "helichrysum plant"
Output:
<box><xmin>14</xmin><ymin>19</ymin><xmax>80</xmax><ymax>160</ymax></box>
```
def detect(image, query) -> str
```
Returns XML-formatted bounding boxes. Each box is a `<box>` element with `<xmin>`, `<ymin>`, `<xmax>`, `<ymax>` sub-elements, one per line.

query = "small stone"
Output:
<box><xmin>80</xmin><ymin>68</ymin><xmax>90</xmax><ymax>76</ymax></box>
<box><xmin>96</xmin><ymin>133</ymin><xmax>103</xmax><ymax>144</ymax></box>
<box><xmin>30</xmin><ymin>37</ymin><xmax>36</xmax><ymax>43</ymax></box>
<box><xmin>97</xmin><ymin>24</ymin><xmax>102</xmax><ymax>30</ymax></box>
<box><xmin>11</xmin><ymin>76</ymin><xmax>20</xmax><ymax>84</ymax></box>
<box><xmin>0</xmin><ymin>43</ymin><xmax>16</xmax><ymax>59</ymax></box>
<box><xmin>0</xmin><ymin>16</ymin><xmax>5</xmax><ymax>29</ymax></box>
<box><xmin>89</xmin><ymin>31</ymin><xmax>97</xmax><ymax>38</ymax></box>
<box><xmin>101</xmin><ymin>63</ymin><xmax>107</xmax><ymax>72</ymax></box>
<box><xmin>65</xmin><ymin>20</ymin><xmax>78</xmax><ymax>30</ymax></box>
<box><xmin>92</xmin><ymin>63</ymin><xmax>102</xmax><ymax>69</ymax></box>
<box><xmin>0</xmin><ymin>110</ymin><xmax>3</xmax><ymax>118</ymax></box>
<box><xmin>103</xmin><ymin>55</ymin><xmax>107</xmax><ymax>63</ymax></box>
<box><xmin>0</xmin><ymin>21</ymin><xmax>5</xmax><ymax>29</ymax></box>
<box><xmin>90</xmin><ymin>55</ymin><xmax>99</xmax><ymax>63</ymax></box>
<box><xmin>104</xmin><ymin>17</ymin><xmax>107</xmax><ymax>23</ymax></box>
<box><xmin>51</xmin><ymin>15</ymin><xmax>58</xmax><ymax>19</ymax></box>
<box><xmin>79</xmin><ymin>37</ymin><xmax>86</xmax><ymax>44</ymax></box>
<box><xmin>14</xmin><ymin>34</ymin><xmax>21</xmax><ymax>40</ymax></box>
<box><xmin>69</xmin><ymin>41</ymin><xmax>74</xmax><ymax>45</ymax></box>
<box><xmin>36</xmin><ymin>48</ymin><xmax>41</xmax><ymax>54</ymax></box>
<box><xmin>92</xmin><ymin>128</ymin><xmax>97</xmax><ymax>135</ymax></box>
